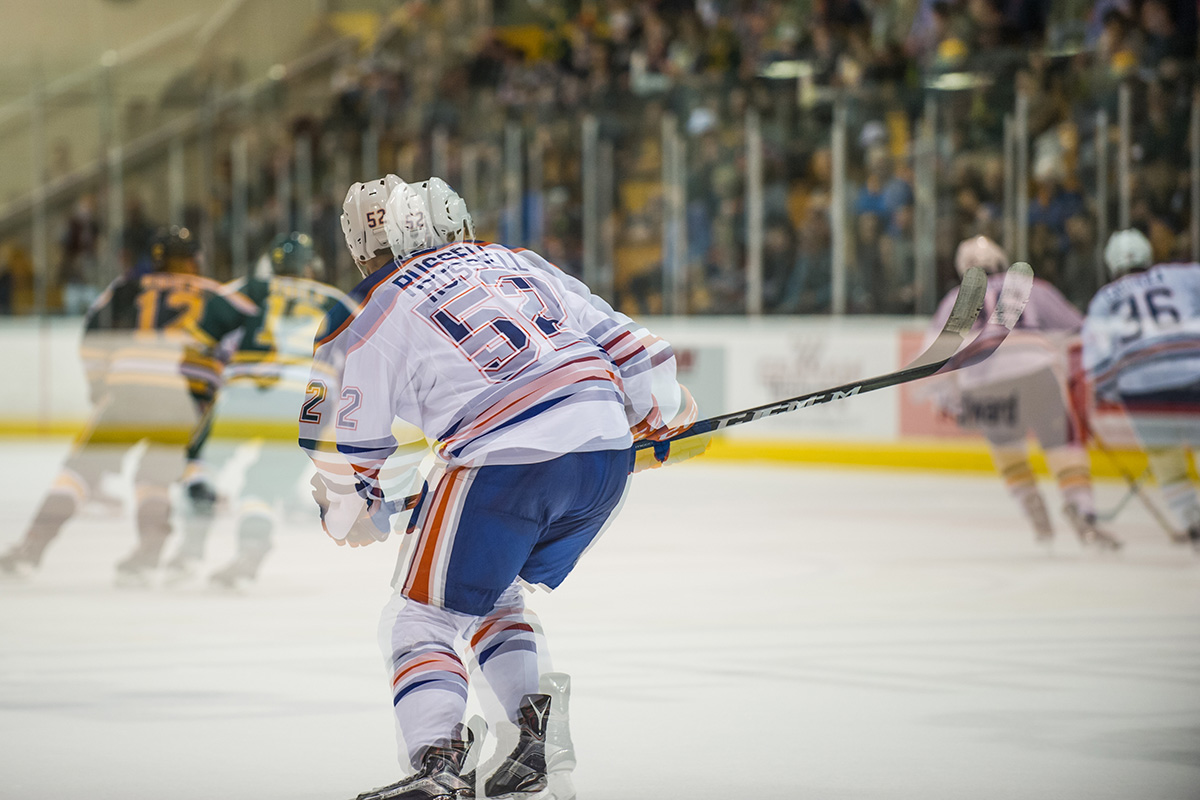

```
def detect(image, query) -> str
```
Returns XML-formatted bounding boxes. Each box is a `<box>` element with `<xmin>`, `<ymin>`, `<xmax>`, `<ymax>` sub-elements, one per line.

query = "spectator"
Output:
<box><xmin>851</xmin><ymin>211</ymin><xmax>886</xmax><ymax>313</ymax></box>
<box><xmin>1060</xmin><ymin>213</ymin><xmax>1099</xmax><ymax>310</ymax></box>
<box><xmin>784</xmin><ymin>209</ymin><xmax>834</xmax><ymax>314</ymax></box>
<box><xmin>762</xmin><ymin>217</ymin><xmax>799</xmax><ymax>314</ymax></box>
<box><xmin>880</xmin><ymin>202</ymin><xmax>917</xmax><ymax>314</ymax></box>
<box><xmin>58</xmin><ymin>195</ymin><xmax>102</xmax><ymax>315</ymax></box>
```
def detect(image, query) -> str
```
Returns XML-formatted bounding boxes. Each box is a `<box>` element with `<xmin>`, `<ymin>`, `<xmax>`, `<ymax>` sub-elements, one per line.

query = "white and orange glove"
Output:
<box><xmin>310</xmin><ymin>473</ymin><xmax>394</xmax><ymax>547</ymax></box>
<box><xmin>630</xmin><ymin>385</ymin><xmax>711</xmax><ymax>472</ymax></box>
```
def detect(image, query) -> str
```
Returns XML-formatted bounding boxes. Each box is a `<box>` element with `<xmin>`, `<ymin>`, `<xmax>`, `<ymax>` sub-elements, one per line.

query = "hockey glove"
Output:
<box><xmin>632</xmin><ymin>431</ymin><xmax>712</xmax><ymax>473</ymax></box>
<box><xmin>310</xmin><ymin>473</ymin><xmax>393</xmax><ymax>547</ymax></box>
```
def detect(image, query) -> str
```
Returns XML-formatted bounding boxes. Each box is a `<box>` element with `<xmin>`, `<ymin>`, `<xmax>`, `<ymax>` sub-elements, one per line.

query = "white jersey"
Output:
<box><xmin>300</xmin><ymin>241</ymin><xmax>694</xmax><ymax>506</ymax></box>
<box><xmin>1082</xmin><ymin>262</ymin><xmax>1200</xmax><ymax>396</ymax></box>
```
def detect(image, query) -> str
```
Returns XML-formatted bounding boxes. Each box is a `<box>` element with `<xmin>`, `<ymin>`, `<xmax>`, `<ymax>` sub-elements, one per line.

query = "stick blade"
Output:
<box><xmin>945</xmin><ymin>266</ymin><xmax>988</xmax><ymax>336</ymax></box>
<box><xmin>905</xmin><ymin>266</ymin><xmax>988</xmax><ymax>370</ymax></box>
<box><xmin>991</xmin><ymin>261</ymin><xmax>1034</xmax><ymax>330</ymax></box>
<box><xmin>939</xmin><ymin>261</ymin><xmax>1037</xmax><ymax>372</ymax></box>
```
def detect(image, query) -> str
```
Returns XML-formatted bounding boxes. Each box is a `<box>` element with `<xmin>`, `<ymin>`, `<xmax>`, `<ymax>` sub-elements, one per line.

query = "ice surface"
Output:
<box><xmin>1</xmin><ymin>440</ymin><xmax>1198</xmax><ymax>800</ymax></box>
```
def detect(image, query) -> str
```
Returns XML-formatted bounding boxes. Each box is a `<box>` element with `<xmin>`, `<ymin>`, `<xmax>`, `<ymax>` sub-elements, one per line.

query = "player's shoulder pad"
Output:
<box><xmin>509</xmin><ymin>245</ymin><xmax>560</xmax><ymax>275</ymax></box>
<box><xmin>311</xmin><ymin>260</ymin><xmax>398</xmax><ymax>349</ymax></box>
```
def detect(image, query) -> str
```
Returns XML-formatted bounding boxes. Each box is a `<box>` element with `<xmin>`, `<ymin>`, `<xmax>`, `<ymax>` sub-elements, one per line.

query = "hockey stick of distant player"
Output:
<box><xmin>633</xmin><ymin>262</ymin><xmax>1033</xmax><ymax>452</ymax></box>
<box><xmin>394</xmin><ymin>265</ymin><xmax>1027</xmax><ymax>511</ymax></box>
<box><xmin>1095</xmin><ymin>467</ymin><xmax>1151</xmax><ymax>522</ymax></box>
<box><xmin>1082</xmin><ymin>417</ymin><xmax>1183</xmax><ymax>542</ymax></box>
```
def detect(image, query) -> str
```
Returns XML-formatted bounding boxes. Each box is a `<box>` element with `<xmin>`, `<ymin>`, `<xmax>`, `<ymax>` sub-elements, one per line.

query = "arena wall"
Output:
<box><xmin>0</xmin><ymin>316</ymin><xmax>1161</xmax><ymax>479</ymax></box>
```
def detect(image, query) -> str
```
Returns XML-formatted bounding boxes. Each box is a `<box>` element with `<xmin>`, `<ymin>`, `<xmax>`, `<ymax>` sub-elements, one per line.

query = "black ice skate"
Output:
<box><xmin>354</xmin><ymin>727</ymin><xmax>474</xmax><ymax>800</ymax></box>
<box><xmin>484</xmin><ymin>693</ymin><xmax>552</xmax><ymax>799</ymax></box>
<box><xmin>1064</xmin><ymin>504</ymin><xmax>1122</xmax><ymax>551</ymax></box>
<box><xmin>186</xmin><ymin>479</ymin><xmax>219</xmax><ymax>516</ymax></box>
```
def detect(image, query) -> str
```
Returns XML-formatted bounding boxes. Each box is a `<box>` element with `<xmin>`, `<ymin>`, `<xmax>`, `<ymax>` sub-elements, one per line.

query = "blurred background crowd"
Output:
<box><xmin>0</xmin><ymin>0</ymin><xmax>1197</xmax><ymax>318</ymax></box>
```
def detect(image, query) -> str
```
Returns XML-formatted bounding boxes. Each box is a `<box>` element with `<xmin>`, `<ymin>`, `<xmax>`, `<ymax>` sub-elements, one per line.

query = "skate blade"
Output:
<box><xmin>489</xmin><ymin>787</ymin><xmax>575</xmax><ymax>800</ymax></box>
<box><xmin>488</xmin><ymin>775</ymin><xmax>579</xmax><ymax>800</ymax></box>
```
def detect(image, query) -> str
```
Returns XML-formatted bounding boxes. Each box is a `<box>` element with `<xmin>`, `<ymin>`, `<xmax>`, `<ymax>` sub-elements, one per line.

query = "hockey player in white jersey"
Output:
<box><xmin>301</xmin><ymin>175</ymin><xmax>699</xmax><ymax>800</ymax></box>
<box><xmin>1082</xmin><ymin>229</ymin><xmax>1200</xmax><ymax>547</ymax></box>
<box><xmin>920</xmin><ymin>236</ymin><xmax>1119</xmax><ymax>549</ymax></box>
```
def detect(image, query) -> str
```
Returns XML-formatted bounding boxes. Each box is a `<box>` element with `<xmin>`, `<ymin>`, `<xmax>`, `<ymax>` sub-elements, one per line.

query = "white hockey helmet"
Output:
<box><xmin>954</xmin><ymin>235</ymin><xmax>1008</xmax><ymax>277</ymax></box>
<box><xmin>341</xmin><ymin>175</ymin><xmax>402</xmax><ymax>274</ymax></box>
<box><xmin>421</xmin><ymin>177</ymin><xmax>475</xmax><ymax>244</ymax></box>
<box><xmin>383</xmin><ymin>179</ymin><xmax>437</xmax><ymax>259</ymax></box>
<box><xmin>1104</xmin><ymin>228</ymin><xmax>1152</xmax><ymax>278</ymax></box>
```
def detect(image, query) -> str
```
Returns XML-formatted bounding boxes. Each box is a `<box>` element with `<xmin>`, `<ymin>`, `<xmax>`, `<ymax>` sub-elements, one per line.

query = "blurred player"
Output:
<box><xmin>1082</xmin><ymin>229</ymin><xmax>1200</xmax><ymax>547</ymax></box>
<box><xmin>921</xmin><ymin>236</ymin><xmax>1119</xmax><ymax>549</ymax></box>
<box><xmin>0</xmin><ymin>227</ymin><xmax>224</xmax><ymax>583</ymax></box>
<box><xmin>303</xmin><ymin>175</ymin><xmax>700</xmax><ymax>800</ymax></box>
<box><xmin>167</xmin><ymin>232</ymin><xmax>361</xmax><ymax>588</ymax></box>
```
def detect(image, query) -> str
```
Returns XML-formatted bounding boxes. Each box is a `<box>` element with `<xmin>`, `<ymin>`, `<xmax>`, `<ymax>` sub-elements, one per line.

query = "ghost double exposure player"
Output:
<box><xmin>301</xmin><ymin>175</ymin><xmax>702</xmax><ymax>800</ymax></box>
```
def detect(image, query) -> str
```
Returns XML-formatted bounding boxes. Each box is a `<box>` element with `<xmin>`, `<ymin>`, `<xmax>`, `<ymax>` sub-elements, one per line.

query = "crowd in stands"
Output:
<box><xmin>1</xmin><ymin>0</ymin><xmax>1196</xmax><ymax>317</ymax></box>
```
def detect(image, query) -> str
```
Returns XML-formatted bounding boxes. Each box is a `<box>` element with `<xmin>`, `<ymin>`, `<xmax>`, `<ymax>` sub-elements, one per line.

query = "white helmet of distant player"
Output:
<box><xmin>422</xmin><ymin>177</ymin><xmax>475</xmax><ymax>244</ymax></box>
<box><xmin>1104</xmin><ymin>228</ymin><xmax>1152</xmax><ymax>278</ymax></box>
<box><xmin>954</xmin><ymin>235</ymin><xmax>1008</xmax><ymax>277</ymax></box>
<box><xmin>341</xmin><ymin>174</ymin><xmax>401</xmax><ymax>275</ymax></box>
<box><xmin>383</xmin><ymin>179</ymin><xmax>437</xmax><ymax>259</ymax></box>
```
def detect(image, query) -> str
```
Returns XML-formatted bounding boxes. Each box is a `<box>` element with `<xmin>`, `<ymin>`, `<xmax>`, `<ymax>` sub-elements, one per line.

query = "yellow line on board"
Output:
<box><xmin>0</xmin><ymin>419</ymin><xmax>298</xmax><ymax>442</ymax></box>
<box><xmin>704</xmin><ymin>437</ymin><xmax>1183</xmax><ymax>481</ymax></box>
<box><xmin>1</xmin><ymin>422</ymin><xmax>1192</xmax><ymax>481</ymax></box>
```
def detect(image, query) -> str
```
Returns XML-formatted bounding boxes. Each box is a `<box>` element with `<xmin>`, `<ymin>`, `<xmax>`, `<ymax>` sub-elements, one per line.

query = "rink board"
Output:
<box><xmin>0</xmin><ymin>316</ymin><xmax>1190</xmax><ymax>481</ymax></box>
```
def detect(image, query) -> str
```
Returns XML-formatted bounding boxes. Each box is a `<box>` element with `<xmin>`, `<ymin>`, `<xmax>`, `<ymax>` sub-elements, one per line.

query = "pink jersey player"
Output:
<box><xmin>921</xmin><ymin>236</ymin><xmax>1119</xmax><ymax>549</ymax></box>
<box><xmin>302</xmin><ymin>175</ymin><xmax>699</xmax><ymax>800</ymax></box>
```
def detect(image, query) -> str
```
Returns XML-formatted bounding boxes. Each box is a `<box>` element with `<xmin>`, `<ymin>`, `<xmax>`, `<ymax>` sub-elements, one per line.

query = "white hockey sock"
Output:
<box><xmin>467</xmin><ymin>583</ymin><xmax>543</xmax><ymax>724</ymax></box>
<box><xmin>383</xmin><ymin>598</ymin><xmax>474</xmax><ymax>768</ymax></box>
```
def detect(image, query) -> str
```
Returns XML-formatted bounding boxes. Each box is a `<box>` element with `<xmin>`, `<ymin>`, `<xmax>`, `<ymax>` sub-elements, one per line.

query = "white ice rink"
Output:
<box><xmin>1</xmin><ymin>439</ymin><xmax>1199</xmax><ymax>800</ymax></box>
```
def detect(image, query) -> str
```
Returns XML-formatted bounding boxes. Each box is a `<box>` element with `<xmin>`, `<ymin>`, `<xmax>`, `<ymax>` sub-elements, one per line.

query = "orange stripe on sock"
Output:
<box><xmin>470</xmin><ymin>620</ymin><xmax>534</xmax><ymax>650</ymax></box>
<box><xmin>392</xmin><ymin>653</ymin><xmax>468</xmax><ymax>687</ymax></box>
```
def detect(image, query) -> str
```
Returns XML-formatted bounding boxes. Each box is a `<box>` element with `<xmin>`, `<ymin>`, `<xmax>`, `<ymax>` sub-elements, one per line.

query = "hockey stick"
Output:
<box><xmin>634</xmin><ymin>262</ymin><xmax>1033</xmax><ymax>452</ymax></box>
<box><xmin>393</xmin><ymin>265</ymin><xmax>1029</xmax><ymax>511</ymax></box>
<box><xmin>1082</xmin><ymin>417</ymin><xmax>1183</xmax><ymax>542</ymax></box>
<box><xmin>1095</xmin><ymin>466</ymin><xmax>1150</xmax><ymax>522</ymax></box>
